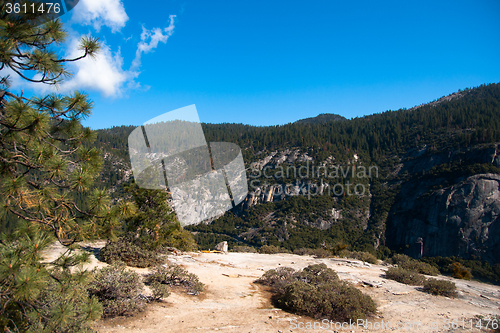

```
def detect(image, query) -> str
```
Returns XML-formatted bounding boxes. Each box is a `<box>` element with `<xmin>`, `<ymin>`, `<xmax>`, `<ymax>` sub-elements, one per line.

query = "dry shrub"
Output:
<box><xmin>450</xmin><ymin>262</ymin><xmax>472</xmax><ymax>280</ymax></box>
<box><xmin>88</xmin><ymin>264</ymin><xmax>146</xmax><ymax>318</ymax></box>
<box><xmin>423</xmin><ymin>278</ymin><xmax>457</xmax><ymax>297</ymax></box>
<box><xmin>385</xmin><ymin>267</ymin><xmax>426</xmax><ymax>286</ymax></box>
<box><xmin>145</xmin><ymin>264</ymin><xmax>204</xmax><ymax>296</ymax></box>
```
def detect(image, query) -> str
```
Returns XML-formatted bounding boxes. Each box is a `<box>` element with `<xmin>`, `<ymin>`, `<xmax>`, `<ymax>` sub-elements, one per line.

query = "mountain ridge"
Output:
<box><xmin>26</xmin><ymin>82</ymin><xmax>500</xmax><ymax>268</ymax></box>
<box><xmin>294</xmin><ymin>113</ymin><xmax>347</xmax><ymax>124</ymax></box>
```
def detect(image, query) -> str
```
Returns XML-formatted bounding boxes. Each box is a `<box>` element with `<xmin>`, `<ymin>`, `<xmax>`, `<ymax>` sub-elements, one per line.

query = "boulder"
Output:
<box><xmin>215</xmin><ymin>241</ymin><xmax>228</xmax><ymax>253</ymax></box>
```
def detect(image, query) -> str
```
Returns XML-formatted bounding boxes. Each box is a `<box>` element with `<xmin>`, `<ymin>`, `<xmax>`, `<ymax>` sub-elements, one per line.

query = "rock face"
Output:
<box><xmin>386</xmin><ymin>173</ymin><xmax>500</xmax><ymax>263</ymax></box>
<box><xmin>399</xmin><ymin>145</ymin><xmax>500</xmax><ymax>176</ymax></box>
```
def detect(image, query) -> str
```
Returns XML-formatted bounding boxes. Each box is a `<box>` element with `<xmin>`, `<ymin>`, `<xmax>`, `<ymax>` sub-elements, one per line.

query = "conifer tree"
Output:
<box><xmin>0</xmin><ymin>1</ymin><xmax>134</xmax><ymax>244</ymax></box>
<box><xmin>0</xmin><ymin>3</ymin><xmax>133</xmax><ymax>331</ymax></box>
<box><xmin>124</xmin><ymin>182</ymin><xmax>197</xmax><ymax>252</ymax></box>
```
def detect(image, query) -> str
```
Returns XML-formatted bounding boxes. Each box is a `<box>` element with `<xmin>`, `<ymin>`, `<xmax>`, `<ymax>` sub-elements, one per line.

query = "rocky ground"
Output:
<box><xmin>42</xmin><ymin>244</ymin><xmax>500</xmax><ymax>333</ymax></box>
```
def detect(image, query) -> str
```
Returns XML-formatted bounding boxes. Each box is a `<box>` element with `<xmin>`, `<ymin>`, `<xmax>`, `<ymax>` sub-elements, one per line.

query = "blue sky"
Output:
<box><xmin>5</xmin><ymin>0</ymin><xmax>500</xmax><ymax>129</ymax></box>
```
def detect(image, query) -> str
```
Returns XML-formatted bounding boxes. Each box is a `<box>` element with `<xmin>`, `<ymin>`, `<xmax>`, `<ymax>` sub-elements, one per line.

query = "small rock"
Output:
<box><xmin>363</xmin><ymin>280</ymin><xmax>382</xmax><ymax>288</ymax></box>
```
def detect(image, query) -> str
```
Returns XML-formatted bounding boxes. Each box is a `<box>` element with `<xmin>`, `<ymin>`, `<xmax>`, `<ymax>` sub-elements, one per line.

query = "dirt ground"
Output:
<box><xmin>42</xmin><ymin>243</ymin><xmax>500</xmax><ymax>333</ymax></box>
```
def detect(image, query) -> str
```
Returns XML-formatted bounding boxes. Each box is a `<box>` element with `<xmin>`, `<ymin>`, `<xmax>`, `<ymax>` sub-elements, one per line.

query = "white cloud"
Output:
<box><xmin>59</xmin><ymin>39</ymin><xmax>138</xmax><ymax>97</ymax></box>
<box><xmin>132</xmin><ymin>15</ymin><xmax>176</xmax><ymax>68</ymax></box>
<box><xmin>72</xmin><ymin>0</ymin><xmax>128</xmax><ymax>33</ymax></box>
<box><xmin>2</xmin><ymin>11</ymin><xmax>178</xmax><ymax>98</ymax></box>
<box><xmin>5</xmin><ymin>36</ymin><xmax>140</xmax><ymax>98</ymax></box>
<box><xmin>0</xmin><ymin>66</ymin><xmax>23</xmax><ymax>88</ymax></box>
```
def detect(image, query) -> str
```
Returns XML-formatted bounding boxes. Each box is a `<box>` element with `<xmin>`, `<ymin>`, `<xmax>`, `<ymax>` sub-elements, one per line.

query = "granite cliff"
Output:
<box><xmin>387</xmin><ymin>172</ymin><xmax>500</xmax><ymax>263</ymax></box>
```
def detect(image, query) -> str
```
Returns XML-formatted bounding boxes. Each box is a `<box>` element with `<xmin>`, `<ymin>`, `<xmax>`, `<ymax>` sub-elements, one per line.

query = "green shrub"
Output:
<box><xmin>99</xmin><ymin>234</ymin><xmax>164</xmax><ymax>268</ymax></box>
<box><xmin>145</xmin><ymin>264</ymin><xmax>204</xmax><ymax>296</ymax></box>
<box><xmin>376</xmin><ymin>246</ymin><xmax>392</xmax><ymax>260</ymax></box>
<box><xmin>387</xmin><ymin>254</ymin><xmax>439</xmax><ymax>276</ymax></box>
<box><xmin>385</xmin><ymin>267</ymin><xmax>426</xmax><ymax>286</ymax></box>
<box><xmin>293</xmin><ymin>248</ymin><xmax>332</xmax><ymax>258</ymax></box>
<box><xmin>256</xmin><ymin>266</ymin><xmax>296</xmax><ymax>294</ymax></box>
<box><xmin>450</xmin><ymin>262</ymin><xmax>472</xmax><ymax>280</ymax></box>
<box><xmin>332</xmin><ymin>242</ymin><xmax>348</xmax><ymax>256</ymax></box>
<box><xmin>256</xmin><ymin>263</ymin><xmax>375</xmax><ymax>321</ymax></box>
<box><xmin>423</xmin><ymin>278</ymin><xmax>457</xmax><ymax>297</ymax></box>
<box><xmin>259</xmin><ymin>245</ymin><xmax>289</xmax><ymax>254</ymax></box>
<box><xmin>401</xmin><ymin>260</ymin><xmax>440</xmax><ymax>276</ymax></box>
<box><xmin>388</xmin><ymin>253</ymin><xmax>412</xmax><ymax>266</ymax></box>
<box><xmin>420</xmin><ymin>256</ymin><xmax>500</xmax><ymax>284</ymax></box>
<box><xmin>342</xmin><ymin>251</ymin><xmax>378</xmax><ymax>264</ymax></box>
<box><xmin>232</xmin><ymin>245</ymin><xmax>257</xmax><ymax>253</ymax></box>
<box><xmin>294</xmin><ymin>263</ymin><xmax>339</xmax><ymax>286</ymax></box>
<box><xmin>88</xmin><ymin>264</ymin><xmax>146</xmax><ymax>318</ymax></box>
<box><xmin>278</xmin><ymin>280</ymin><xmax>376</xmax><ymax>322</ymax></box>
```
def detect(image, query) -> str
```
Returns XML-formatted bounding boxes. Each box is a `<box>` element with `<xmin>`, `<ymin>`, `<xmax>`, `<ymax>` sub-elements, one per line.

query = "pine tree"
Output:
<box><xmin>124</xmin><ymin>182</ymin><xmax>197</xmax><ymax>252</ymax></box>
<box><xmin>0</xmin><ymin>2</ymin><xmax>135</xmax><ymax>244</ymax></box>
<box><xmin>0</xmin><ymin>3</ymin><xmax>133</xmax><ymax>331</ymax></box>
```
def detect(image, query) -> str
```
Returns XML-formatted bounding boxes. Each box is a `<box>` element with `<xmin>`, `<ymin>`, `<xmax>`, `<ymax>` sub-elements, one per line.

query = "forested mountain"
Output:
<box><xmin>294</xmin><ymin>113</ymin><xmax>347</xmax><ymax>124</ymax></box>
<box><xmin>5</xmin><ymin>83</ymin><xmax>499</xmax><ymax>266</ymax></box>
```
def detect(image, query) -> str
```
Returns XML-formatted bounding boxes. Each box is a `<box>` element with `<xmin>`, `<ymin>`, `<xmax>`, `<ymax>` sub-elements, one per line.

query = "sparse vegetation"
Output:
<box><xmin>88</xmin><ymin>264</ymin><xmax>146</xmax><ymax>318</ymax></box>
<box><xmin>385</xmin><ymin>267</ymin><xmax>426</xmax><ymax>286</ymax></box>
<box><xmin>145</xmin><ymin>264</ymin><xmax>204</xmax><ymax>296</ymax></box>
<box><xmin>423</xmin><ymin>278</ymin><xmax>457</xmax><ymax>297</ymax></box>
<box><xmin>256</xmin><ymin>263</ymin><xmax>376</xmax><ymax>321</ymax></box>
